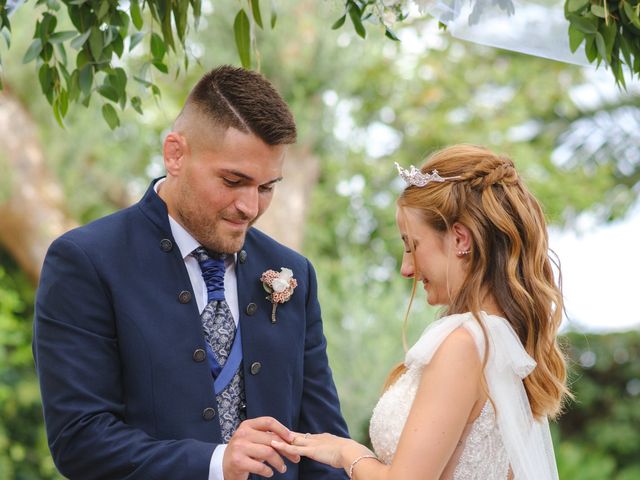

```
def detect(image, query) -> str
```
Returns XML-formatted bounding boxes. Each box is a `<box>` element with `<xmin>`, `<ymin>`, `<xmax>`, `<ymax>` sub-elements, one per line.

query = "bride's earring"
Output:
<box><xmin>456</xmin><ymin>249</ymin><xmax>470</xmax><ymax>257</ymax></box>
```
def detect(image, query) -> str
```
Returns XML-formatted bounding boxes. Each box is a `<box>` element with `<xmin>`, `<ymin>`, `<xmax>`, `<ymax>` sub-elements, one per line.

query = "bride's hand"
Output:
<box><xmin>271</xmin><ymin>432</ymin><xmax>370</xmax><ymax>471</ymax></box>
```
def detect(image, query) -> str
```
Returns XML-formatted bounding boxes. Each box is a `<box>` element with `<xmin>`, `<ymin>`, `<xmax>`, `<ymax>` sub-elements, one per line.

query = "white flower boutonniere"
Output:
<box><xmin>261</xmin><ymin>267</ymin><xmax>298</xmax><ymax>323</ymax></box>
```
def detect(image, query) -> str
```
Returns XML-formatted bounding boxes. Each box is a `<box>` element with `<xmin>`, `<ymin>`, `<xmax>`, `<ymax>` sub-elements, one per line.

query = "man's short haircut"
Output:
<box><xmin>184</xmin><ymin>65</ymin><xmax>297</xmax><ymax>145</ymax></box>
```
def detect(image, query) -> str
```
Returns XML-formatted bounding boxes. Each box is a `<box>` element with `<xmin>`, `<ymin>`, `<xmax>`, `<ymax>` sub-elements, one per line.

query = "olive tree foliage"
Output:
<box><xmin>0</xmin><ymin>0</ymin><xmax>207</xmax><ymax>128</ymax></box>
<box><xmin>0</xmin><ymin>0</ymin><xmax>347</xmax><ymax>129</ymax></box>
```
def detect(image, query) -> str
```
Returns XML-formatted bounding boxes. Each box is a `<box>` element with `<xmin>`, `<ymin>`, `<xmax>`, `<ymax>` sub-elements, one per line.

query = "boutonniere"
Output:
<box><xmin>260</xmin><ymin>267</ymin><xmax>298</xmax><ymax>323</ymax></box>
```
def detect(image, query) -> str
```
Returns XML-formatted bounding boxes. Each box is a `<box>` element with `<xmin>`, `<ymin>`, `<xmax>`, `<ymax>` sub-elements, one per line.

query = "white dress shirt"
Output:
<box><xmin>155</xmin><ymin>179</ymin><xmax>234</xmax><ymax>480</ymax></box>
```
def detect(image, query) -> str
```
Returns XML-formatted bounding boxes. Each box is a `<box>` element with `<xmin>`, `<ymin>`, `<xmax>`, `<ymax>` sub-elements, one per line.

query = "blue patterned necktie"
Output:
<box><xmin>192</xmin><ymin>247</ymin><xmax>246</xmax><ymax>442</ymax></box>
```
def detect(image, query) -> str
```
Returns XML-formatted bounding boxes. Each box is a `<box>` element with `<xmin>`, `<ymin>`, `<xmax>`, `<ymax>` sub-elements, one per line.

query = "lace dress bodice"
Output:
<box><xmin>369</xmin><ymin>312</ymin><xmax>548</xmax><ymax>479</ymax></box>
<box><xmin>369</xmin><ymin>366</ymin><xmax>509</xmax><ymax>479</ymax></box>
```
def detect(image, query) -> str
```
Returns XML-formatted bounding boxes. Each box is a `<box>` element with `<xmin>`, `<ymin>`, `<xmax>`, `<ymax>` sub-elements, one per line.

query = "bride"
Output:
<box><xmin>273</xmin><ymin>144</ymin><xmax>570</xmax><ymax>479</ymax></box>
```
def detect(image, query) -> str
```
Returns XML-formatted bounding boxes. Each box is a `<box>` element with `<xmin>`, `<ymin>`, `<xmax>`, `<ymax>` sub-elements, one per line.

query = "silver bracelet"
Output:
<box><xmin>348</xmin><ymin>454</ymin><xmax>379</xmax><ymax>479</ymax></box>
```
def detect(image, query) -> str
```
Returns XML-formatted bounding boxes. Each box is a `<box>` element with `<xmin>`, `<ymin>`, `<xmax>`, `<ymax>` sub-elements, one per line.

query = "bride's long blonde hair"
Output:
<box><xmin>386</xmin><ymin>145</ymin><xmax>570</xmax><ymax>420</ymax></box>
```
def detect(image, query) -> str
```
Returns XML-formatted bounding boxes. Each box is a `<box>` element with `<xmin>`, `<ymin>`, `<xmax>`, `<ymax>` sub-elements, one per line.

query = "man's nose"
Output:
<box><xmin>235</xmin><ymin>188</ymin><xmax>260</xmax><ymax>219</ymax></box>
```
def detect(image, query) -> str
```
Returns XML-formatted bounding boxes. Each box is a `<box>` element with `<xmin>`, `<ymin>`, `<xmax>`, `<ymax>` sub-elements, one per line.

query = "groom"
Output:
<box><xmin>33</xmin><ymin>65</ymin><xmax>349</xmax><ymax>480</ymax></box>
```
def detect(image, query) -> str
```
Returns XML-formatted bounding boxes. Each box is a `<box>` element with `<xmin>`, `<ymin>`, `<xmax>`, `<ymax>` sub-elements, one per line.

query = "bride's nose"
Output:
<box><xmin>400</xmin><ymin>254</ymin><xmax>414</xmax><ymax>278</ymax></box>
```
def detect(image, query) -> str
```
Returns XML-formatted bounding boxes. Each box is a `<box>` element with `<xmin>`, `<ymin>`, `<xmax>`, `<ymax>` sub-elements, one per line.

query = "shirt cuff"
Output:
<box><xmin>209</xmin><ymin>444</ymin><xmax>227</xmax><ymax>480</ymax></box>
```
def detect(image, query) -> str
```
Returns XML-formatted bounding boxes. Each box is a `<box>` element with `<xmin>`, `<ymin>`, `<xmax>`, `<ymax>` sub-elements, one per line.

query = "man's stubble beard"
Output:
<box><xmin>176</xmin><ymin>188</ymin><xmax>262</xmax><ymax>254</ymax></box>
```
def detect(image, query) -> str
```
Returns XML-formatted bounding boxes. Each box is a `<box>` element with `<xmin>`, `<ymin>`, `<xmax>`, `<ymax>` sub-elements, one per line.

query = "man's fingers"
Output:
<box><xmin>225</xmin><ymin>435</ymin><xmax>289</xmax><ymax>477</ymax></box>
<box><xmin>242</xmin><ymin>417</ymin><xmax>295</xmax><ymax>442</ymax></box>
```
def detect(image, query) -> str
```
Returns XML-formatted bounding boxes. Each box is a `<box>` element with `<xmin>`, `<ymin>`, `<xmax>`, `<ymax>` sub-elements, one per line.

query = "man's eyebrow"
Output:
<box><xmin>221</xmin><ymin>169</ymin><xmax>283</xmax><ymax>185</ymax></box>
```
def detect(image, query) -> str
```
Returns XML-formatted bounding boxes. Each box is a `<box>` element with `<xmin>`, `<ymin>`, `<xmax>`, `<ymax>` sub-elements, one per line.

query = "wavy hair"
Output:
<box><xmin>387</xmin><ymin>144</ymin><xmax>569</xmax><ymax>420</ymax></box>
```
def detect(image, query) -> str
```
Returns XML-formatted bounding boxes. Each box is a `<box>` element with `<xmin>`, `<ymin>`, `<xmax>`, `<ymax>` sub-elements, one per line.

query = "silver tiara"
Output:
<box><xmin>395</xmin><ymin>162</ymin><xmax>462</xmax><ymax>187</ymax></box>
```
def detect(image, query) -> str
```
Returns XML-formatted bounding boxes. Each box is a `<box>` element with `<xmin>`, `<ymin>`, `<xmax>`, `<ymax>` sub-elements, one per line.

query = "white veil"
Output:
<box><xmin>415</xmin><ymin>0</ymin><xmax>591</xmax><ymax>67</ymax></box>
<box><xmin>405</xmin><ymin>312</ymin><xmax>559</xmax><ymax>479</ymax></box>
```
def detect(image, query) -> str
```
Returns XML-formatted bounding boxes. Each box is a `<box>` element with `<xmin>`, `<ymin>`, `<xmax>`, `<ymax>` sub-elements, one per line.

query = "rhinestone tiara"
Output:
<box><xmin>395</xmin><ymin>162</ymin><xmax>462</xmax><ymax>187</ymax></box>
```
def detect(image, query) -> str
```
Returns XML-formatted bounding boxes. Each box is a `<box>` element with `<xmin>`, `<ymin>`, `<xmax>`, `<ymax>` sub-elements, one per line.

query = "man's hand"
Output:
<box><xmin>223</xmin><ymin>417</ymin><xmax>300</xmax><ymax>479</ymax></box>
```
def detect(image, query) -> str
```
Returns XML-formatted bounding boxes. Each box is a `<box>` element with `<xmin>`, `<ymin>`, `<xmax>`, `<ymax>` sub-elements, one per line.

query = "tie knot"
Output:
<box><xmin>192</xmin><ymin>247</ymin><xmax>226</xmax><ymax>302</ymax></box>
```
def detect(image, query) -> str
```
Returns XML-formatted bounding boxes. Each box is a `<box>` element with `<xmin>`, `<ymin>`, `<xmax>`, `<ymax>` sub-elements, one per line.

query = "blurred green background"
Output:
<box><xmin>1</xmin><ymin>1</ymin><xmax>639</xmax><ymax>478</ymax></box>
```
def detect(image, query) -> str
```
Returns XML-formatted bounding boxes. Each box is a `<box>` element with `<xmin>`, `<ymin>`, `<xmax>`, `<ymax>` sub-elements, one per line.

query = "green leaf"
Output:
<box><xmin>173</xmin><ymin>1</ymin><xmax>188</xmax><ymax>42</ymax></box>
<box><xmin>98</xmin><ymin>84</ymin><xmax>119</xmax><ymax>102</ymax></box>
<box><xmin>150</xmin><ymin>32</ymin><xmax>165</xmax><ymax>60</ymax></box>
<box><xmin>112</xmin><ymin>34</ymin><xmax>124</xmax><ymax>57</ymax></box>
<box><xmin>38</xmin><ymin>64</ymin><xmax>54</xmax><ymax>100</ymax></box>
<box><xmin>79</xmin><ymin>65</ymin><xmax>93</xmax><ymax>97</ymax></box>
<box><xmin>568</xmin><ymin>24</ymin><xmax>585</xmax><ymax>52</ymax></box>
<box><xmin>59</xmin><ymin>87</ymin><xmax>69</xmax><ymax>117</ymax></box>
<box><xmin>22</xmin><ymin>38</ymin><xmax>43</xmax><ymax>63</ymax></box>
<box><xmin>76</xmin><ymin>49</ymin><xmax>90</xmax><ymax>68</ymax></box>
<box><xmin>152</xmin><ymin>60</ymin><xmax>168</xmax><ymax>73</ymax></box>
<box><xmin>49</xmin><ymin>30</ymin><xmax>77</xmax><ymax>44</ymax></box>
<box><xmin>54</xmin><ymin>42</ymin><xmax>67</xmax><ymax>64</ymax></box>
<box><xmin>600</xmin><ymin>20</ymin><xmax>616</xmax><ymax>55</ymax></box>
<box><xmin>88</xmin><ymin>28</ymin><xmax>103</xmax><ymax>61</ymax></box>
<box><xmin>566</xmin><ymin>0</ymin><xmax>589</xmax><ymax>13</ymax></box>
<box><xmin>332</xmin><ymin>14</ymin><xmax>346</xmax><ymax>30</ymax></box>
<box><xmin>133</xmin><ymin>75</ymin><xmax>152</xmax><ymax>87</ymax></box>
<box><xmin>53</xmin><ymin>97</ymin><xmax>65</xmax><ymax>128</ymax></box>
<box><xmin>129</xmin><ymin>32</ymin><xmax>144</xmax><ymax>51</ymax></box>
<box><xmin>234</xmin><ymin>9</ymin><xmax>251</xmax><ymax>68</ymax></box>
<box><xmin>590</xmin><ymin>4</ymin><xmax>606</xmax><ymax>18</ymax></box>
<box><xmin>131</xmin><ymin>95</ymin><xmax>143</xmax><ymax>114</ymax></box>
<box><xmin>251</xmin><ymin>0</ymin><xmax>263</xmax><ymax>29</ymax></box>
<box><xmin>110</xmin><ymin>67</ymin><xmax>127</xmax><ymax>95</ymax></box>
<box><xmin>102</xmin><ymin>103</ymin><xmax>120</xmax><ymax>129</ymax></box>
<box><xmin>594</xmin><ymin>31</ymin><xmax>608</xmax><ymax>64</ymax></box>
<box><xmin>42</xmin><ymin>42</ymin><xmax>54</xmax><ymax>62</ymax></box>
<box><xmin>161</xmin><ymin>11</ymin><xmax>175</xmax><ymax>52</ymax></box>
<box><xmin>70</xmin><ymin>29</ymin><xmax>91</xmax><ymax>50</ymax></box>
<box><xmin>584</xmin><ymin>34</ymin><xmax>598</xmax><ymax>62</ymax></box>
<box><xmin>191</xmin><ymin>0</ymin><xmax>202</xmax><ymax>29</ymax></box>
<box><xmin>619</xmin><ymin>33</ymin><xmax>632</xmax><ymax>66</ymax></box>
<box><xmin>623</xmin><ymin>1</ymin><xmax>640</xmax><ymax>28</ymax></box>
<box><xmin>270</xmin><ymin>0</ymin><xmax>277</xmax><ymax>28</ymax></box>
<box><xmin>1</xmin><ymin>28</ymin><xmax>11</xmax><ymax>49</ymax></box>
<box><xmin>130</xmin><ymin>0</ymin><xmax>143</xmax><ymax>30</ymax></box>
<box><xmin>568</xmin><ymin>14</ymin><xmax>598</xmax><ymax>34</ymax></box>
<box><xmin>97</xmin><ymin>0</ymin><xmax>110</xmax><ymax>20</ymax></box>
<box><xmin>40</xmin><ymin>12</ymin><xmax>57</xmax><ymax>38</ymax></box>
<box><xmin>348</xmin><ymin>3</ymin><xmax>367</xmax><ymax>39</ymax></box>
<box><xmin>385</xmin><ymin>27</ymin><xmax>400</xmax><ymax>41</ymax></box>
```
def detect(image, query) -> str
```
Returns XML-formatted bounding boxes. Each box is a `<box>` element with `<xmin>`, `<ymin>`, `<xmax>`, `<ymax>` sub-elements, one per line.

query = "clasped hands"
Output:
<box><xmin>223</xmin><ymin>416</ymin><xmax>369</xmax><ymax>479</ymax></box>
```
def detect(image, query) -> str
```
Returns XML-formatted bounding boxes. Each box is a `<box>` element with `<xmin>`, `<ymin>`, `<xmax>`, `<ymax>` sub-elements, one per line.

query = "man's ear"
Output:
<box><xmin>163</xmin><ymin>132</ymin><xmax>187</xmax><ymax>176</ymax></box>
<box><xmin>451</xmin><ymin>222</ymin><xmax>472</xmax><ymax>253</ymax></box>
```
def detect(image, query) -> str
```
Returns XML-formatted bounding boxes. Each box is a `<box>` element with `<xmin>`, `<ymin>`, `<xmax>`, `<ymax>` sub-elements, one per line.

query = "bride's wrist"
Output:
<box><xmin>341</xmin><ymin>442</ymin><xmax>377</xmax><ymax>476</ymax></box>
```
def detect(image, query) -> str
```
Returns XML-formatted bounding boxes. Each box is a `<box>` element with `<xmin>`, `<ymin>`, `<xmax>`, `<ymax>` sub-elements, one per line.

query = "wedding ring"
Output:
<box><xmin>304</xmin><ymin>432</ymin><xmax>311</xmax><ymax>439</ymax></box>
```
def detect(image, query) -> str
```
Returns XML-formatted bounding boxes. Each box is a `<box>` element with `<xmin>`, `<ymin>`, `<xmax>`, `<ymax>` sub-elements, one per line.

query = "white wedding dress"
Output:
<box><xmin>369</xmin><ymin>312</ymin><xmax>559</xmax><ymax>479</ymax></box>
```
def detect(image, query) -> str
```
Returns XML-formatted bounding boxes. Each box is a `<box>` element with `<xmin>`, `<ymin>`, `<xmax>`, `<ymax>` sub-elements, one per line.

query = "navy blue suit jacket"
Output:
<box><xmin>33</xmin><ymin>180</ymin><xmax>349</xmax><ymax>479</ymax></box>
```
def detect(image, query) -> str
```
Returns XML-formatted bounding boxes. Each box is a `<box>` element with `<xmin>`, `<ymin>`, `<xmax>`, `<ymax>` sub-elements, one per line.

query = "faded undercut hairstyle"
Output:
<box><xmin>389</xmin><ymin>144</ymin><xmax>570</xmax><ymax>420</ymax></box>
<box><xmin>182</xmin><ymin>65</ymin><xmax>297</xmax><ymax>145</ymax></box>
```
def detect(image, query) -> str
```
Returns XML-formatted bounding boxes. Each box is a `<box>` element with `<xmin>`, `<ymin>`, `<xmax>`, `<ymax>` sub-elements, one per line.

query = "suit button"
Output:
<box><xmin>178</xmin><ymin>290</ymin><xmax>192</xmax><ymax>304</ymax></box>
<box><xmin>159</xmin><ymin>238</ymin><xmax>173</xmax><ymax>252</ymax></box>
<box><xmin>193</xmin><ymin>348</ymin><xmax>206</xmax><ymax>362</ymax></box>
<box><xmin>245</xmin><ymin>303</ymin><xmax>257</xmax><ymax>316</ymax></box>
<box><xmin>240</xmin><ymin>402</ymin><xmax>247</xmax><ymax>412</ymax></box>
<box><xmin>250</xmin><ymin>362</ymin><xmax>262</xmax><ymax>375</ymax></box>
<box><xmin>202</xmin><ymin>407</ymin><xmax>216</xmax><ymax>421</ymax></box>
<box><xmin>239</xmin><ymin>250</ymin><xmax>248</xmax><ymax>263</ymax></box>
